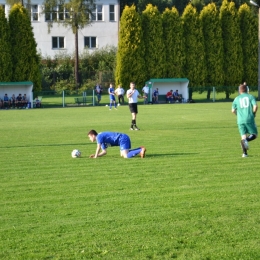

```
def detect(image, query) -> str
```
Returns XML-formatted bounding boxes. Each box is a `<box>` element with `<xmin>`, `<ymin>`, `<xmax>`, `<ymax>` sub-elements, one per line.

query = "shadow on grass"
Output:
<box><xmin>148</xmin><ymin>152</ymin><xmax>198</xmax><ymax>157</ymax></box>
<box><xmin>4</xmin><ymin>143</ymin><xmax>86</xmax><ymax>149</ymax></box>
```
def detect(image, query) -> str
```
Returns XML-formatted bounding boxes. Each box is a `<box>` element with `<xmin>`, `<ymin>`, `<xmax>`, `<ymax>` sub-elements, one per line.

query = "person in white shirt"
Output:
<box><xmin>115</xmin><ymin>85</ymin><xmax>125</xmax><ymax>105</ymax></box>
<box><xmin>126</xmin><ymin>82</ymin><xmax>146</xmax><ymax>130</ymax></box>
<box><xmin>142</xmin><ymin>84</ymin><xmax>149</xmax><ymax>104</ymax></box>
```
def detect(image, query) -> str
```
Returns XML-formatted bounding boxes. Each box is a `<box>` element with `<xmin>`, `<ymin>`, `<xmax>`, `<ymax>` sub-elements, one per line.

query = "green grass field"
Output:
<box><xmin>1</xmin><ymin>102</ymin><xmax>260</xmax><ymax>259</ymax></box>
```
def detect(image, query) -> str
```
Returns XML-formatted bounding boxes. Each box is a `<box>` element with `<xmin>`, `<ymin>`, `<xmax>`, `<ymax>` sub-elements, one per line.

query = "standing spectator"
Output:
<box><xmin>22</xmin><ymin>94</ymin><xmax>28</xmax><ymax>108</ymax></box>
<box><xmin>232</xmin><ymin>84</ymin><xmax>258</xmax><ymax>157</ymax></box>
<box><xmin>166</xmin><ymin>90</ymin><xmax>174</xmax><ymax>103</ymax></box>
<box><xmin>16</xmin><ymin>94</ymin><xmax>23</xmax><ymax>108</ymax></box>
<box><xmin>153</xmin><ymin>88</ymin><xmax>159</xmax><ymax>104</ymax></box>
<box><xmin>10</xmin><ymin>94</ymin><xmax>16</xmax><ymax>108</ymax></box>
<box><xmin>108</xmin><ymin>83</ymin><xmax>117</xmax><ymax>110</ymax></box>
<box><xmin>115</xmin><ymin>85</ymin><xmax>125</xmax><ymax>105</ymax></box>
<box><xmin>95</xmin><ymin>83</ymin><xmax>103</xmax><ymax>104</ymax></box>
<box><xmin>126</xmin><ymin>82</ymin><xmax>146</xmax><ymax>130</ymax></box>
<box><xmin>87</xmin><ymin>129</ymin><xmax>146</xmax><ymax>158</ymax></box>
<box><xmin>142</xmin><ymin>83</ymin><xmax>149</xmax><ymax>104</ymax></box>
<box><xmin>243</xmin><ymin>82</ymin><xmax>249</xmax><ymax>93</ymax></box>
<box><xmin>173</xmin><ymin>90</ymin><xmax>182</xmax><ymax>102</ymax></box>
<box><xmin>3</xmin><ymin>94</ymin><xmax>10</xmax><ymax>109</ymax></box>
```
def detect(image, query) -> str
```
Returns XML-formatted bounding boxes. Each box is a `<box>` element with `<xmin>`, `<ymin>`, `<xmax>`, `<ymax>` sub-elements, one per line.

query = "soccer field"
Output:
<box><xmin>1</xmin><ymin>103</ymin><xmax>260</xmax><ymax>259</ymax></box>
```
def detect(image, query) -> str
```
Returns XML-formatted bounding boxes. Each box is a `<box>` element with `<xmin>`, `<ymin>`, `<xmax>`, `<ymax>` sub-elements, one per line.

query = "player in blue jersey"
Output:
<box><xmin>87</xmin><ymin>130</ymin><xmax>146</xmax><ymax>158</ymax></box>
<box><xmin>108</xmin><ymin>83</ymin><xmax>117</xmax><ymax>110</ymax></box>
<box><xmin>232</xmin><ymin>84</ymin><xmax>258</xmax><ymax>157</ymax></box>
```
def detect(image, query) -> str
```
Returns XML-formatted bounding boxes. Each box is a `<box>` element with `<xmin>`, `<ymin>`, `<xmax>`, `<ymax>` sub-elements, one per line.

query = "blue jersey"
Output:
<box><xmin>97</xmin><ymin>132</ymin><xmax>131</xmax><ymax>150</ymax></box>
<box><xmin>108</xmin><ymin>87</ymin><xmax>115</xmax><ymax>101</ymax></box>
<box><xmin>153</xmin><ymin>90</ymin><xmax>159</xmax><ymax>96</ymax></box>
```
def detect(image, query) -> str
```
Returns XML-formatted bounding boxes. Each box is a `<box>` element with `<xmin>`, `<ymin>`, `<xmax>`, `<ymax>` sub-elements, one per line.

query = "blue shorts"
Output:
<box><xmin>119</xmin><ymin>134</ymin><xmax>131</xmax><ymax>151</ymax></box>
<box><xmin>110</xmin><ymin>95</ymin><xmax>115</xmax><ymax>101</ymax></box>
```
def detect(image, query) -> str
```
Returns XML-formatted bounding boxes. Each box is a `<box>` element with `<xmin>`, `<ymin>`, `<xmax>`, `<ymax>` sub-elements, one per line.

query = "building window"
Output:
<box><xmin>92</xmin><ymin>5</ymin><xmax>103</xmax><ymax>21</ymax></box>
<box><xmin>45</xmin><ymin>6</ymin><xmax>69</xmax><ymax>21</ymax></box>
<box><xmin>32</xmin><ymin>5</ymin><xmax>39</xmax><ymax>21</ymax></box>
<box><xmin>109</xmin><ymin>5</ymin><xmax>115</xmax><ymax>21</ymax></box>
<box><xmin>84</xmin><ymin>37</ymin><xmax>97</xmax><ymax>48</ymax></box>
<box><xmin>52</xmin><ymin>37</ymin><xmax>65</xmax><ymax>49</ymax></box>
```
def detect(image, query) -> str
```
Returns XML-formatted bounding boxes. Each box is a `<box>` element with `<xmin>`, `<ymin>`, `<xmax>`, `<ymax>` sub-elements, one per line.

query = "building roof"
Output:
<box><xmin>0</xmin><ymin>81</ymin><xmax>33</xmax><ymax>86</ymax></box>
<box><xmin>146</xmin><ymin>78</ymin><xmax>189</xmax><ymax>83</ymax></box>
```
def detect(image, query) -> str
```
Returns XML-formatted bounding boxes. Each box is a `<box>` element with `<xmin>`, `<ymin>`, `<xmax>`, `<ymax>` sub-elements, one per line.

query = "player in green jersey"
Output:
<box><xmin>232</xmin><ymin>84</ymin><xmax>258</xmax><ymax>157</ymax></box>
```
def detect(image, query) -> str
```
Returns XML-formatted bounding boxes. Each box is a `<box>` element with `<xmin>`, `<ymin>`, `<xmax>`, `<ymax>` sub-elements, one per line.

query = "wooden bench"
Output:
<box><xmin>153</xmin><ymin>94</ymin><xmax>184</xmax><ymax>104</ymax></box>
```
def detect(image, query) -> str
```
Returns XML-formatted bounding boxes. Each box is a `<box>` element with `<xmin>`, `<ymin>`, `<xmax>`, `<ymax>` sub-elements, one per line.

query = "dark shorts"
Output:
<box><xmin>129</xmin><ymin>103</ymin><xmax>138</xmax><ymax>114</ymax></box>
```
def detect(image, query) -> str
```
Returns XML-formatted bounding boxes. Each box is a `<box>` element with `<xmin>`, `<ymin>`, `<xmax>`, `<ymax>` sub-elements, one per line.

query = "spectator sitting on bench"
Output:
<box><xmin>3</xmin><ymin>94</ymin><xmax>10</xmax><ymax>109</ymax></box>
<box><xmin>173</xmin><ymin>90</ymin><xmax>182</xmax><ymax>103</ymax></box>
<box><xmin>166</xmin><ymin>90</ymin><xmax>174</xmax><ymax>103</ymax></box>
<box><xmin>35</xmin><ymin>96</ymin><xmax>41</xmax><ymax>108</ymax></box>
<box><xmin>16</xmin><ymin>94</ymin><xmax>23</xmax><ymax>108</ymax></box>
<box><xmin>153</xmin><ymin>88</ymin><xmax>159</xmax><ymax>104</ymax></box>
<box><xmin>10</xmin><ymin>94</ymin><xmax>16</xmax><ymax>108</ymax></box>
<box><xmin>22</xmin><ymin>94</ymin><xmax>28</xmax><ymax>108</ymax></box>
<box><xmin>0</xmin><ymin>98</ymin><xmax>3</xmax><ymax>109</ymax></box>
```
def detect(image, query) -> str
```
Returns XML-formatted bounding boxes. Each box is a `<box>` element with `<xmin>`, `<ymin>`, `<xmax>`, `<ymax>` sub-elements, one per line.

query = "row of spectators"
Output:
<box><xmin>0</xmin><ymin>94</ymin><xmax>28</xmax><ymax>109</ymax></box>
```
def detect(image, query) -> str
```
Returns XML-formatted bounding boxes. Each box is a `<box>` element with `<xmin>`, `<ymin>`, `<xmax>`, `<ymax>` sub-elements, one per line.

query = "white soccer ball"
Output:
<box><xmin>118</xmin><ymin>103</ymin><xmax>120</xmax><ymax>106</ymax></box>
<box><xmin>71</xmin><ymin>149</ymin><xmax>81</xmax><ymax>158</ymax></box>
<box><xmin>106</xmin><ymin>104</ymin><xmax>108</xmax><ymax>106</ymax></box>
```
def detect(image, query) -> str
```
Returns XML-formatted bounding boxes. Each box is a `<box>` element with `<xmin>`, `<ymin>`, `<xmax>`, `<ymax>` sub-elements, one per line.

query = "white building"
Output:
<box><xmin>0</xmin><ymin>0</ymin><xmax>119</xmax><ymax>58</ymax></box>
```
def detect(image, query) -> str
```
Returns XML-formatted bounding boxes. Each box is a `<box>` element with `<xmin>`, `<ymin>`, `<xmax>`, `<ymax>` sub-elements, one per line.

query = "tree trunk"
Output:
<box><xmin>75</xmin><ymin>28</ymin><xmax>79</xmax><ymax>91</ymax></box>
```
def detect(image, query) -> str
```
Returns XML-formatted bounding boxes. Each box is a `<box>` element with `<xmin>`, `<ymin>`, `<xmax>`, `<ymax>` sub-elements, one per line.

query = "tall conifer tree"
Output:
<box><xmin>182</xmin><ymin>4</ymin><xmax>206</xmax><ymax>89</ymax></box>
<box><xmin>162</xmin><ymin>7</ymin><xmax>184</xmax><ymax>78</ymax></box>
<box><xmin>0</xmin><ymin>7</ymin><xmax>12</xmax><ymax>81</ymax></box>
<box><xmin>220</xmin><ymin>0</ymin><xmax>243</xmax><ymax>98</ymax></box>
<box><xmin>200</xmin><ymin>3</ymin><xmax>224</xmax><ymax>98</ymax></box>
<box><xmin>115</xmin><ymin>5</ymin><xmax>146</xmax><ymax>88</ymax></box>
<box><xmin>238</xmin><ymin>3</ymin><xmax>258</xmax><ymax>87</ymax></box>
<box><xmin>142</xmin><ymin>4</ymin><xmax>166</xmax><ymax>79</ymax></box>
<box><xmin>9</xmin><ymin>3</ymin><xmax>41</xmax><ymax>90</ymax></box>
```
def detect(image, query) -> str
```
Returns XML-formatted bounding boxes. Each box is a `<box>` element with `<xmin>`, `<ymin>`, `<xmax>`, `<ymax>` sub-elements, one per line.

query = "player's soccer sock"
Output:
<box><xmin>240</xmin><ymin>140</ymin><xmax>247</xmax><ymax>155</ymax></box>
<box><xmin>127</xmin><ymin>147</ymin><xmax>142</xmax><ymax>158</ymax></box>
<box><xmin>247</xmin><ymin>134</ymin><xmax>257</xmax><ymax>142</ymax></box>
<box><xmin>109</xmin><ymin>102</ymin><xmax>112</xmax><ymax>109</ymax></box>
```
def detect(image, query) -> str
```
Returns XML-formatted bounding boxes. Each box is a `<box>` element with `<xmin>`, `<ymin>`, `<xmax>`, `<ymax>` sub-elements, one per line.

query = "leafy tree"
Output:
<box><xmin>119</xmin><ymin>0</ymin><xmax>138</xmax><ymax>15</ymax></box>
<box><xmin>137</xmin><ymin>0</ymin><xmax>173</xmax><ymax>13</ymax></box>
<box><xmin>238</xmin><ymin>3</ymin><xmax>258</xmax><ymax>88</ymax></box>
<box><xmin>9</xmin><ymin>3</ymin><xmax>41</xmax><ymax>91</ymax></box>
<box><xmin>142</xmin><ymin>4</ymin><xmax>166</xmax><ymax>79</ymax></box>
<box><xmin>220</xmin><ymin>0</ymin><xmax>243</xmax><ymax>98</ymax></box>
<box><xmin>115</xmin><ymin>5</ymin><xmax>146</xmax><ymax>88</ymax></box>
<box><xmin>162</xmin><ymin>7</ymin><xmax>184</xmax><ymax>78</ymax></box>
<box><xmin>42</xmin><ymin>0</ymin><xmax>95</xmax><ymax>89</ymax></box>
<box><xmin>182</xmin><ymin>3</ymin><xmax>206</xmax><ymax>95</ymax></box>
<box><xmin>200</xmin><ymin>3</ymin><xmax>224</xmax><ymax>99</ymax></box>
<box><xmin>0</xmin><ymin>6</ymin><xmax>12</xmax><ymax>81</ymax></box>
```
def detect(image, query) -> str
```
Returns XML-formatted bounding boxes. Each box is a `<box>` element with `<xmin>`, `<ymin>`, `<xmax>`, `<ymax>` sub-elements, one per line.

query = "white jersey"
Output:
<box><xmin>142</xmin><ymin>86</ymin><xmax>149</xmax><ymax>94</ymax></box>
<box><xmin>127</xmin><ymin>89</ymin><xmax>140</xmax><ymax>103</ymax></box>
<box><xmin>115</xmin><ymin>87</ymin><xmax>125</xmax><ymax>95</ymax></box>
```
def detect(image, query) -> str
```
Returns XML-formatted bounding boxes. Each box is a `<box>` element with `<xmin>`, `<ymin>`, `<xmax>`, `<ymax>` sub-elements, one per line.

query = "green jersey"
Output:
<box><xmin>232</xmin><ymin>93</ymin><xmax>256</xmax><ymax>124</ymax></box>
